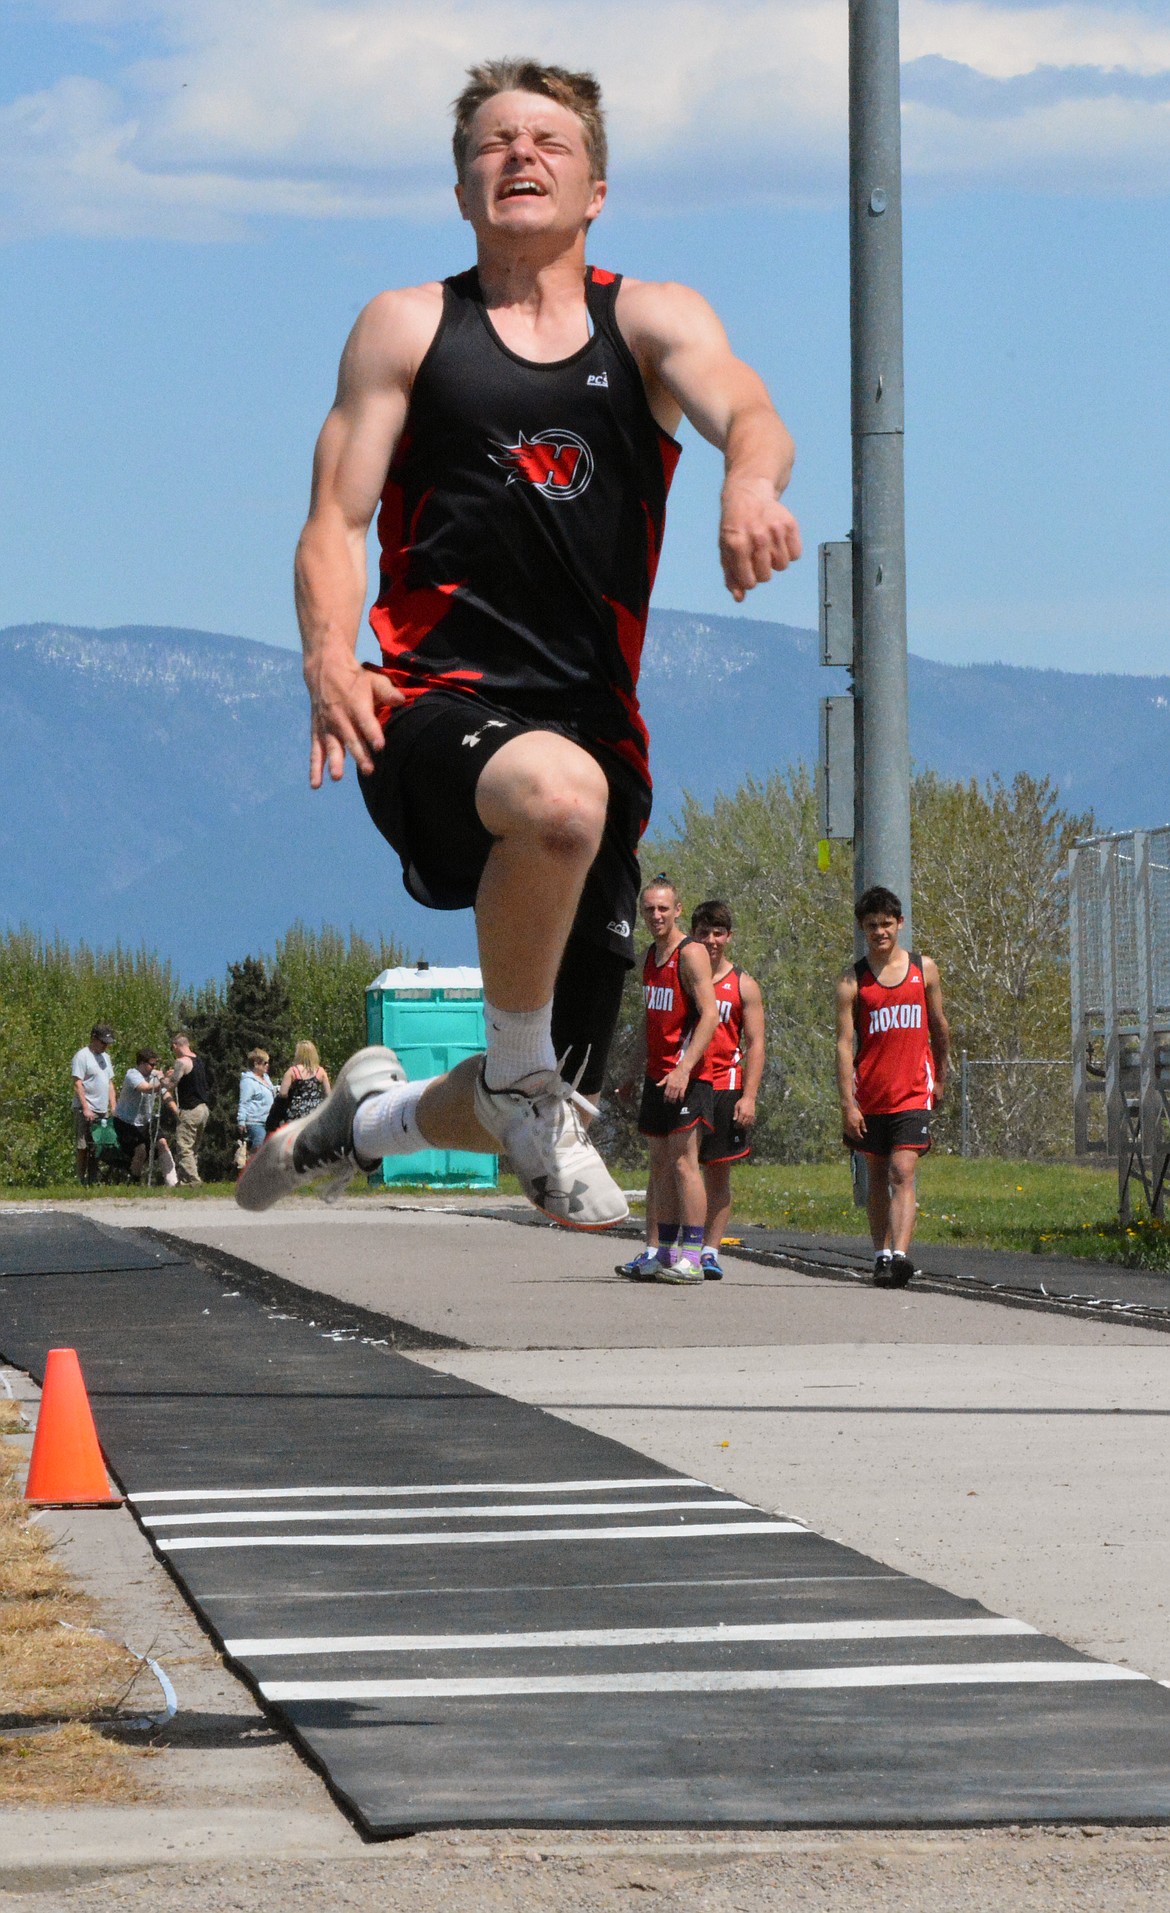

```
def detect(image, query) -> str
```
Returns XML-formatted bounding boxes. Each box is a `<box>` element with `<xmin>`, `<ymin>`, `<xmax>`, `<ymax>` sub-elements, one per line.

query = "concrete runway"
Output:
<box><xmin>90</xmin><ymin>1195</ymin><xmax>1170</xmax><ymax>1685</ymax></box>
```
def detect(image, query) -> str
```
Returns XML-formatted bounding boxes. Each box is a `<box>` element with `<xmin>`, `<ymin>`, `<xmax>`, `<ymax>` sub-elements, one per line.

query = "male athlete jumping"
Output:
<box><xmin>238</xmin><ymin>58</ymin><xmax>800</xmax><ymax>1226</ymax></box>
<box><xmin>837</xmin><ymin>886</ymin><xmax>950</xmax><ymax>1286</ymax></box>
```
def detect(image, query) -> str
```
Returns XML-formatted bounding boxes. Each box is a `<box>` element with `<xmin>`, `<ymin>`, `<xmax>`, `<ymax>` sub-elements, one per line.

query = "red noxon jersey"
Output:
<box><xmin>696</xmin><ymin>967</ymin><xmax>745</xmax><ymax>1090</ymax></box>
<box><xmin>643</xmin><ymin>938</ymin><xmax>699</xmax><ymax>1078</ymax></box>
<box><xmin>853</xmin><ymin>950</ymin><xmax>934</xmax><ymax>1115</ymax></box>
<box><xmin>370</xmin><ymin>265</ymin><xmax>680</xmax><ymax>794</ymax></box>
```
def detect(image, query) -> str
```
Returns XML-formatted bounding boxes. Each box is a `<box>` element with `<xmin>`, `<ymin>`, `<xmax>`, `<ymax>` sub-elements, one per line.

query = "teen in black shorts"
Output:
<box><xmin>837</xmin><ymin>886</ymin><xmax>950</xmax><ymax>1288</ymax></box>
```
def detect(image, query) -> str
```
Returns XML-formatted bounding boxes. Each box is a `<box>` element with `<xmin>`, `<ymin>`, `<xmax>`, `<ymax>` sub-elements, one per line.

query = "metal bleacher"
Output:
<box><xmin>1069</xmin><ymin>828</ymin><xmax>1170</xmax><ymax>1219</ymax></box>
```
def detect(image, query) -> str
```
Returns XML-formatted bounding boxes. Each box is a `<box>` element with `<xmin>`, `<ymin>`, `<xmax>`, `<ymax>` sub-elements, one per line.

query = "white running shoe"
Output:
<box><xmin>235</xmin><ymin>1046</ymin><xmax>406</xmax><ymax>1212</ymax></box>
<box><xmin>655</xmin><ymin>1253</ymin><xmax>704</xmax><ymax>1285</ymax></box>
<box><xmin>473</xmin><ymin>1063</ymin><xmax>628</xmax><ymax>1230</ymax></box>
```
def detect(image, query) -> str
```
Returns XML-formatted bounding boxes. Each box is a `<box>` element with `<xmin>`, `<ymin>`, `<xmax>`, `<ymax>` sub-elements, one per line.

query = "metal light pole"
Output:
<box><xmin>849</xmin><ymin>0</ymin><xmax>912</xmax><ymax>943</ymax></box>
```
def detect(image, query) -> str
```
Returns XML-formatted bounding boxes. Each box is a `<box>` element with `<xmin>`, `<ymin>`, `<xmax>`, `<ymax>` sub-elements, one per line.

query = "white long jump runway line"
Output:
<box><xmin>260</xmin><ymin>1663</ymin><xmax>1149</xmax><ymax>1704</ymax></box>
<box><xmin>129</xmin><ymin>1476</ymin><xmax>703</xmax><ymax>1504</ymax></box>
<box><xmin>157</xmin><ymin>1520</ymin><xmax>807</xmax><ymax>1554</ymax></box>
<box><xmin>142</xmin><ymin>1497</ymin><xmax>752</xmax><ymax>1529</ymax></box>
<box><xmin>226</xmin><ymin>1617</ymin><xmax>1039</xmax><ymax>1657</ymax></box>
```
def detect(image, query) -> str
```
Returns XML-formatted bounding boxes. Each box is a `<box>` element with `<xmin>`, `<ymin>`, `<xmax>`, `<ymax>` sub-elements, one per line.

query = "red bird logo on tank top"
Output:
<box><xmin>490</xmin><ymin>429</ymin><xmax>595</xmax><ymax>501</ymax></box>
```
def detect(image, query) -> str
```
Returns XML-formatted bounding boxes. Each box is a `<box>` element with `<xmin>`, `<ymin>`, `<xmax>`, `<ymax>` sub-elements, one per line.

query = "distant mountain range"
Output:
<box><xmin>4</xmin><ymin>615</ymin><xmax>1168</xmax><ymax>983</ymax></box>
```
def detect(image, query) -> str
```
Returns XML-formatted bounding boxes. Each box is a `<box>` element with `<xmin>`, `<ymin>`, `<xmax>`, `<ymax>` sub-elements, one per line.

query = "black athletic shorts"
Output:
<box><xmin>638</xmin><ymin>1075</ymin><xmax>714</xmax><ymax>1140</ymax></box>
<box><xmin>359</xmin><ymin>691</ymin><xmax>648</xmax><ymax>1097</ymax></box>
<box><xmin>845</xmin><ymin>1109</ymin><xmax>932</xmax><ymax>1158</ymax></box>
<box><xmin>699</xmin><ymin>1087</ymin><xmax>752</xmax><ymax>1166</ymax></box>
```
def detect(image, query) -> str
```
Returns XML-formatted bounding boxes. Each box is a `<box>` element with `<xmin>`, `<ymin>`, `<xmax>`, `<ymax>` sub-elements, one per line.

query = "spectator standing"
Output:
<box><xmin>71</xmin><ymin>1024</ymin><xmax>116</xmax><ymax>1183</ymax></box>
<box><xmin>280</xmin><ymin>1042</ymin><xmax>331</xmax><ymax>1123</ymax></box>
<box><xmin>237</xmin><ymin>1050</ymin><xmax>275</xmax><ymax>1158</ymax></box>
<box><xmin>114</xmin><ymin>1049</ymin><xmax>179</xmax><ymax>1185</ymax></box>
<box><xmin>170</xmin><ymin>1032</ymin><xmax>212</xmax><ymax>1185</ymax></box>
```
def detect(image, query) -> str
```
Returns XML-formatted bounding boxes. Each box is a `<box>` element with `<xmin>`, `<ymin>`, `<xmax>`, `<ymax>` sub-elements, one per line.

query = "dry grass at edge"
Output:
<box><xmin>0</xmin><ymin>1399</ymin><xmax>157</xmax><ymax>1803</ymax></box>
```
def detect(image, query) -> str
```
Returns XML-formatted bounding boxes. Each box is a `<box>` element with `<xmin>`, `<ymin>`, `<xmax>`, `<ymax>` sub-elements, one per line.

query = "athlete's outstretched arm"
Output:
<box><xmin>836</xmin><ymin>970</ymin><xmax>865</xmax><ymax>1141</ymax></box>
<box><xmin>922</xmin><ymin>955</ymin><xmax>950</xmax><ymax>1106</ymax></box>
<box><xmin>618</xmin><ymin>281</ymin><xmax>802</xmax><ymax>602</ymax></box>
<box><xmin>295</xmin><ymin>286</ymin><xmax>440</xmax><ymax>786</ymax></box>
<box><xmin>735</xmin><ymin>972</ymin><xmax>766</xmax><ymax>1128</ymax></box>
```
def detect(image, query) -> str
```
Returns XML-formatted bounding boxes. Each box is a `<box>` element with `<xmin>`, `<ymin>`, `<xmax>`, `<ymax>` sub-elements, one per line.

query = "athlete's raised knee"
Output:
<box><xmin>477</xmin><ymin>734</ymin><xmax>607</xmax><ymax>861</ymax></box>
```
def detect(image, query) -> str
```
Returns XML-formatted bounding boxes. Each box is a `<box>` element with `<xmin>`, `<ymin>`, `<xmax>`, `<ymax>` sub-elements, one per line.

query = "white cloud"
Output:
<box><xmin>2</xmin><ymin>0</ymin><xmax>1168</xmax><ymax>239</ymax></box>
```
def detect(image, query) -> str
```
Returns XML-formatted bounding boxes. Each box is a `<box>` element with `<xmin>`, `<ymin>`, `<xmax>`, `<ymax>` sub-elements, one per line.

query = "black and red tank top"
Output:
<box><xmin>853</xmin><ymin>950</ymin><xmax>934</xmax><ymax>1115</ymax></box>
<box><xmin>696</xmin><ymin>967</ymin><xmax>745</xmax><ymax>1090</ymax></box>
<box><xmin>643</xmin><ymin>937</ymin><xmax>698</xmax><ymax>1078</ymax></box>
<box><xmin>370</xmin><ymin>266</ymin><xmax>681</xmax><ymax>792</ymax></box>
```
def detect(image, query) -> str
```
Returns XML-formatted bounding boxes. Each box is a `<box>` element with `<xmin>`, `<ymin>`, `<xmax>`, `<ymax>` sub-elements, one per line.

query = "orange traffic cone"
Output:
<box><xmin>25</xmin><ymin>1348</ymin><xmax>121</xmax><ymax>1506</ymax></box>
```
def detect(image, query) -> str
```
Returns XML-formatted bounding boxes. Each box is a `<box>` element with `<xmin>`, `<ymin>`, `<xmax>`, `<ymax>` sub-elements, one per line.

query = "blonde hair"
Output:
<box><xmin>248</xmin><ymin>1048</ymin><xmax>269</xmax><ymax>1067</ymax></box>
<box><xmin>294</xmin><ymin>1040</ymin><xmax>320</xmax><ymax>1070</ymax></box>
<box><xmin>452</xmin><ymin>59</ymin><xmax>607</xmax><ymax>184</ymax></box>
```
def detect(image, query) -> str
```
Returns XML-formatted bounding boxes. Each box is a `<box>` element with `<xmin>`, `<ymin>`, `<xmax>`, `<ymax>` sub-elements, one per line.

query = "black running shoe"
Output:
<box><xmin>873</xmin><ymin>1249</ymin><xmax>895</xmax><ymax>1286</ymax></box>
<box><xmin>888</xmin><ymin>1250</ymin><xmax>917</xmax><ymax>1288</ymax></box>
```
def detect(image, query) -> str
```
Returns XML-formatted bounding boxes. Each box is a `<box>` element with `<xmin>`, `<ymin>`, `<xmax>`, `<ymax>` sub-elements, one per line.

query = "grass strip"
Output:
<box><xmin>3</xmin><ymin>1158</ymin><xmax>1168</xmax><ymax>1272</ymax></box>
<box><xmin>0</xmin><ymin>1400</ymin><xmax>156</xmax><ymax>1803</ymax></box>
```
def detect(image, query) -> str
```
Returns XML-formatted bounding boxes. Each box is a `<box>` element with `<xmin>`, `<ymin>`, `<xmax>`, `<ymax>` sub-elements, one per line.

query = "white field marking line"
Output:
<box><xmin>157</xmin><ymin>1520</ymin><xmax>807</xmax><ymax>1555</ymax></box>
<box><xmin>260</xmin><ymin>1661</ymin><xmax>1149</xmax><ymax>1703</ymax></box>
<box><xmin>143</xmin><ymin>1497</ymin><xmax>749</xmax><ymax>1530</ymax></box>
<box><xmin>129</xmin><ymin>1476</ymin><xmax>704</xmax><ymax>1505</ymax></box>
<box><xmin>226</xmin><ymin>1617</ymin><xmax>1038</xmax><ymax>1657</ymax></box>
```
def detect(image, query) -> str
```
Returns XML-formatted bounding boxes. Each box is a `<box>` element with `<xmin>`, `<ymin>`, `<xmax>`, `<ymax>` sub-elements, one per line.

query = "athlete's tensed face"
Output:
<box><xmin>695</xmin><ymin>924</ymin><xmax>732</xmax><ymax>969</ymax></box>
<box><xmin>861</xmin><ymin>912</ymin><xmax>904</xmax><ymax>962</ymax></box>
<box><xmin>455</xmin><ymin>91</ymin><xmax>606</xmax><ymax>239</ymax></box>
<box><xmin>641</xmin><ymin>886</ymin><xmax>681</xmax><ymax>942</ymax></box>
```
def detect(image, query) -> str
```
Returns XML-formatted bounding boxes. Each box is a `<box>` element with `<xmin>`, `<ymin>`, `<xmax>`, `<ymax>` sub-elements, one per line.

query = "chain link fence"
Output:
<box><xmin>946</xmin><ymin>1054</ymin><xmax>1073</xmax><ymax>1160</ymax></box>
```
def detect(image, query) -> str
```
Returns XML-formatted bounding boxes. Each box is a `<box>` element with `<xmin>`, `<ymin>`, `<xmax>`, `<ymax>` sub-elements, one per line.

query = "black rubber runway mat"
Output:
<box><xmin>0</xmin><ymin>1210</ymin><xmax>187</xmax><ymax>1276</ymax></box>
<box><xmin>4</xmin><ymin>1218</ymin><xmax>1170</xmax><ymax>1833</ymax></box>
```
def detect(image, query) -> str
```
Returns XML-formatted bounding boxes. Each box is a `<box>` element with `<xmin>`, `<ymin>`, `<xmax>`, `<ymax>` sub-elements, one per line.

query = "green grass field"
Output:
<box><xmin>705</xmin><ymin>1157</ymin><xmax>1170</xmax><ymax>1272</ymax></box>
<box><xmin>4</xmin><ymin>1156</ymin><xmax>1167</xmax><ymax>1273</ymax></box>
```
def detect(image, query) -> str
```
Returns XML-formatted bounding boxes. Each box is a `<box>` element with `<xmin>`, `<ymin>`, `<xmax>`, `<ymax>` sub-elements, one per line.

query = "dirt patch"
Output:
<box><xmin>0</xmin><ymin>1400</ymin><xmax>156</xmax><ymax>1803</ymax></box>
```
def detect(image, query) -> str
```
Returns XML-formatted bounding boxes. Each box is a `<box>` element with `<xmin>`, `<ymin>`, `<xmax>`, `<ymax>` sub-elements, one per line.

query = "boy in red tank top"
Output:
<box><xmin>691</xmin><ymin>901</ymin><xmax>765</xmax><ymax>1279</ymax></box>
<box><xmin>627</xmin><ymin>877</ymin><xmax>719</xmax><ymax>1283</ymax></box>
<box><xmin>836</xmin><ymin>886</ymin><xmax>950</xmax><ymax>1288</ymax></box>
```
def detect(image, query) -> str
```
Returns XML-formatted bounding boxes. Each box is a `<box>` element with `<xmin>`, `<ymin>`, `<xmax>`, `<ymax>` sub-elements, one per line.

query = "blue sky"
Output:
<box><xmin>2</xmin><ymin>0</ymin><xmax>1168</xmax><ymax>675</ymax></box>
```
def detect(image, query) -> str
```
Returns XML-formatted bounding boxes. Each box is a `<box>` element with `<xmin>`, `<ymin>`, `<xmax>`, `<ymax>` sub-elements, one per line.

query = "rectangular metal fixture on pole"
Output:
<box><xmin>819</xmin><ymin>540</ymin><xmax>854</xmax><ymax>666</ymax></box>
<box><xmin>818</xmin><ymin>696</ymin><xmax>856</xmax><ymax>841</ymax></box>
<box><xmin>849</xmin><ymin>0</ymin><xmax>913</xmax><ymax>942</ymax></box>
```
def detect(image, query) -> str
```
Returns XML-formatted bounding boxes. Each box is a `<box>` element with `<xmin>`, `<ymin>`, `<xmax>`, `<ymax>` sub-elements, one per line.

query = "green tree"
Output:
<box><xmin>912</xmin><ymin>771</ymin><xmax>1092</xmax><ymax>1155</ymax></box>
<box><xmin>598</xmin><ymin>766</ymin><xmax>1091</xmax><ymax>1168</ymax></box>
<box><xmin>274</xmin><ymin>923</ymin><xmax>407</xmax><ymax>1079</ymax></box>
<box><xmin>598</xmin><ymin>770</ymin><xmax>853</xmax><ymax>1166</ymax></box>
<box><xmin>181</xmin><ymin>956</ymin><xmax>294</xmax><ymax>1181</ymax></box>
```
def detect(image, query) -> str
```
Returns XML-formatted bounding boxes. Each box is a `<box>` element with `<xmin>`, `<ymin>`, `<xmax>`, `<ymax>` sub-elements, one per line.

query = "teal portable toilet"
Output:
<box><xmin>365</xmin><ymin>964</ymin><xmax>497</xmax><ymax>1189</ymax></box>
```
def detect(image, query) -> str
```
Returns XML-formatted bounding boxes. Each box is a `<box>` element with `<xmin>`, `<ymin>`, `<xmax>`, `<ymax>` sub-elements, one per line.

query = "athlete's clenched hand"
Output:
<box><xmin>305</xmin><ymin>648</ymin><xmax>402</xmax><ymax>787</ymax></box>
<box><xmin>719</xmin><ymin>479</ymin><xmax>802</xmax><ymax>603</ymax></box>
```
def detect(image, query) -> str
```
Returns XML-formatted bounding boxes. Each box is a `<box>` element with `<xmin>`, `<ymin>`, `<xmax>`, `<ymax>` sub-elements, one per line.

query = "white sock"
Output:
<box><xmin>482</xmin><ymin>998</ymin><xmax>557</xmax><ymax>1091</ymax></box>
<box><xmin>352</xmin><ymin>1078</ymin><xmax>435</xmax><ymax>1162</ymax></box>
